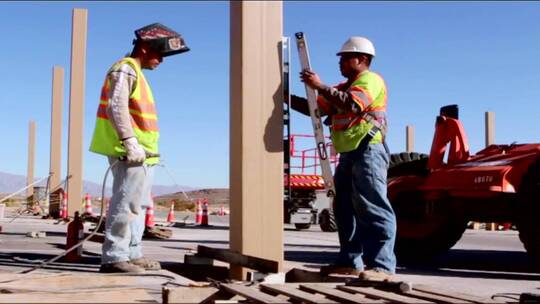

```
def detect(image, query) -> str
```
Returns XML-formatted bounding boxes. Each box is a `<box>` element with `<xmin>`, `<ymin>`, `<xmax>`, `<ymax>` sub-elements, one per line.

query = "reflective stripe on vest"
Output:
<box><xmin>349</xmin><ymin>86</ymin><xmax>373</xmax><ymax>111</ymax></box>
<box><xmin>330</xmin><ymin>71</ymin><xmax>388</xmax><ymax>153</ymax></box>
<box><xmin>331</xmin><ymin>110</ymin><xmax>387</xmax><ymax>131</ymax></box>
<box><xmin>89</xmin><ymin>57</ymin><xmax>160</xmax><ymax>164</ymax></box>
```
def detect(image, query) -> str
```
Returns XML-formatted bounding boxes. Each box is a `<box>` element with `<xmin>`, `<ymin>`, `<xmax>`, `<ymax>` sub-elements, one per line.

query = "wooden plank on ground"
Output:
<box><xmin>151</xmin><ymin>269</ymin><xmax>200</xmax><ymax>287</ymax></box>
<box><xmin>339</xmin><ymin>285</ymin><xmax>434</xmax><ymax>304</ymax></box>
<box><xmin>260</xmin><ymin>283</ymin><xmax>338</xmax><ymax>304</ymax></box>
<box><xmin>299</xmin><ymin>284</ymin><xmax>386</xmax><ymax>304</ymax></box>
<box><xmin>0</xmin><ymin>288</ymin><xmax>156</xmax><ymax>303</ymax></box>
<box><xmin>162</xmin><ymin>286</ymin><xmax>219</xmax><ymax>304</ymax></box>
<box><xmin>284</xmin><ymin>268</ymin><xmax>351</xmax><ymax>283</ymax></box>
<box><xmin>197</xmin><ymin>245</ymin><xmax>278</xmax><ymax>274</ymax></box>
<box><xmin>164</xmin><ymin>262</ymin><xmax>229</xmax><ymax>282</ymax></box>
<box><xmin>414</xmin><ymin>284</ymin><xmax>502</xmax><ymax>304</ymax></box>
<box><xmin>0</xmin><ymin>270</ymin><xmax>195</xmax><ymax>292</ymax></box>
<box><xmin>405</xmin><ymin>290</ymin><xmax>474</xmax><ymax>304</ymax></box>
<box><xmin>221</xmin><ymin>284</ymin><xmax>290</xmax><ymax>304</ymax></box>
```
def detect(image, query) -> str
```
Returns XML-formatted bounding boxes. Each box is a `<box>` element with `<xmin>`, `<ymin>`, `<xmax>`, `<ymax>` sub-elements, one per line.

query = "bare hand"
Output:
<box><xmin>300</xmin><ymin>70</ymin><xmax>324</xmax><ymax>90</ymax></box>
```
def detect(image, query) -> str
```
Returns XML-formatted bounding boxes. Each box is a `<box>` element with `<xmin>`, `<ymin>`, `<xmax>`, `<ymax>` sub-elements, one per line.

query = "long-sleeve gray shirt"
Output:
<box><xmin>104</xmin><ymin>63</ymin><xmax>138</xmax><ymax>140</ymax></box>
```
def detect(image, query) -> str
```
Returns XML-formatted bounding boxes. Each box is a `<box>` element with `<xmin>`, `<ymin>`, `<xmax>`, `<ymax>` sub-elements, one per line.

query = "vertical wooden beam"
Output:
<box><xmin>484</xmin><ymin>111</ymin><xmax>497</xmax><ymax>231</ymax></box>
<box><xmin>26</xmin><ymin>121</ymin><xmax>36</xmax><ymax>197</ymax></box>
<box><xmin>229</xmin><ymin>1</ymin><xmax>284</xmax><ymax>280</ymax></box>
<box><xmin>66</xmin><ymin>8</ymin><xmax>87</xmax><ymax>216</ymax></box>
<box><xmin>49</xmin><ymin>66</ymin><xmax>64</xmax><ymax>193</ymax></box>
<box><xmin>48</xmin><ymin>66</ymin><xmax>64</xmax><ymax>216</ymax></box>
<box><xmin>406</xmin><ymin>125</ymin><xmax>414</xmax><ymax>153</ymax></box>
<box><xmin>485</xmin><ymin>111</ymin><xmax>495</xmax><ymax>147</ymax></box>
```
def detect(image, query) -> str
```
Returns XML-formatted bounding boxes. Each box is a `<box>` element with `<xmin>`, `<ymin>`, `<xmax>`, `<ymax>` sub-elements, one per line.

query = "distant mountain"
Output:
<box><xmin>0</xmin><ymin>171</ymin><xmax>195</xmax><ymax>198</ymax></box>
<box><xmin>157</xmin><ymin>188</ymin><xmax>229</xmax><ymax>205</ymax></box>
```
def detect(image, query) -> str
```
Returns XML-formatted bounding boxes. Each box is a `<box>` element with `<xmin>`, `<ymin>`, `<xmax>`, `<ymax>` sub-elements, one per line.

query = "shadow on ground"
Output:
<box><xmin>284</xmin><ymin>247</ymin><xmax>540</xmax><ymax>281</ymax></box>
<box><xmin>285</xmin><ymin>250</ymin><xmax>338</xmax><ymax>265</ymax></box>
<box><xmin>398</xmin><ymin>248</ymin><xmax>540</xmax><ymax>280</ymax></box>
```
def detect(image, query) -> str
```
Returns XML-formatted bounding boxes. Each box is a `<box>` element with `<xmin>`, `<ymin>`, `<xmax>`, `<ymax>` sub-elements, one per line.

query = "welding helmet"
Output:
<box><xmin>133</xmin><ymin>23</ymin><xmax>190</xmax><ymax>57</ymax></box>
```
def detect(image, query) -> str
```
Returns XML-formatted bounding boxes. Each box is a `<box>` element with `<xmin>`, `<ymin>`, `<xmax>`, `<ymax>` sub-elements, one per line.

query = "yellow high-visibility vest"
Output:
<box><xmin>317</xmin><ymin>70</ymin><xmax>387</xmax><ymax>153</ymax></box>
<box><xmin>89</xmin><ymin>57</ymin><xmax>160</xmax><ymax>164</ymax></box>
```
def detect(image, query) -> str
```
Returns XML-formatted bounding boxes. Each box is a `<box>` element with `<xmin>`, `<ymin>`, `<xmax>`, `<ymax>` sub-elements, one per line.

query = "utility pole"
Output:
<box><xmin>66</xmin><ymin>8</ymin><xmax>87</xmax><ymax>216</ymax></box>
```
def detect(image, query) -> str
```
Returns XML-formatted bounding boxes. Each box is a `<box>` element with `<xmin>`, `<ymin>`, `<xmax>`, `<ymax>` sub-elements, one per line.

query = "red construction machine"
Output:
<box><xmin>388</xmin><ymin>105</ymin><xmax>540</xmax><ymax>263</ymax></box>
<box><xmin>283</xmin><ymin>134</ymin><xmax>338</xmax><ymax>231</ymax></box>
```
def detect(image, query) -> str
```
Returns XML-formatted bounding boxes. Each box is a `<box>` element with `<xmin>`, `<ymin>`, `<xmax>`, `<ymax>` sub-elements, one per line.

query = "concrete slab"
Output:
<box><xmin>0</xmin><ymin>209</ymin><xmax>538</xmax><ymax>301</ymax></box>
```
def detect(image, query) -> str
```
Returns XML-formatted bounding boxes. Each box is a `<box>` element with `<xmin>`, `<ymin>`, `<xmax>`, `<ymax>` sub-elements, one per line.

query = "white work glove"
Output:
<box><xmin>123</xmin><ymin>137</ymin><xmax>146</xmax><ymax>164</ymax></box>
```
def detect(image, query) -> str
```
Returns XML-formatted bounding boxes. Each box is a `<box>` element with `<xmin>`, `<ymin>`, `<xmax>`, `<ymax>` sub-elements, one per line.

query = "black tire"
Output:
<box><xmin>294</xmin><ymin>223</ymin><xmax>311</xmax><ymax>230</ymax></box>
<box><xmin>389</xmin><ymin>152</ymin><xmax>467</xmax><ymax>261</ymax></box>
<box><xmin>319</xmin><ymin>208</ymin><xmax>337</xmax><ymax>232</ymax></box>
<box><xmin>517</xmin><ymin>158</ymin><xmax>540</xmax><ymax>265</ymax></box>
<box><xmin>389</xmin><ymin>152</ymin><xmax>429</xmax><ymax>179</ymax></box>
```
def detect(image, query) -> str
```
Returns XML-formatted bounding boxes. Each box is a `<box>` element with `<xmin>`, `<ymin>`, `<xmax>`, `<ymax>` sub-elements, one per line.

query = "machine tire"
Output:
<box><xmin>389</xmin><ymin>152</ymin><xmax>429</xmax><ymax>178</ymax></box>
<box><xmin>517</xmin><ymin>158</ymin><xmax>540</xmax><ymax>265</ymax></box>
<box><xmin>319</xmin><ymin>208</ymin><xmax>337</xmax><ymax>232</ymax></box>
<box><xmin>294</xmin><ymin>223</ymin><xmax>311</xmax><ymax>230</ymax></box>
<box><xmin>388</xmin><ymin>152</ymin><xmax>467</xmax><ymax>261</ymax></box>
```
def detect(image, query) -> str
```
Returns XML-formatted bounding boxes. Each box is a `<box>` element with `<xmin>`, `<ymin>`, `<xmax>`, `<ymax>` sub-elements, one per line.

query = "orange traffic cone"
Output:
<box><xmin>200</xmin><ymin>199</ymin><xmax>209</xmax><ymax>226</ymax></box>
<box><xmin>145</xmin><ymin>195</ymin><xmax>155</xmax><ymax>228</ymax></box>
<box><xmin>167</xmin><ymin>201</ymin><xmax>176</xmax><ymax>223</ymax></box>
<box><xmin>83</xmin><ymin>193</ymin><xmax>93</xmax><ymax>216</ymax></box>
<box><xmin>61</xmin><ymin>193</ymin><xmax>68</xmax><ymax>219</ymax></box>
<box><xmin>58</xmin><ymin>194</ymin><xmax>65</xmax><ymax>219</ymax></box>
<box><xmin>195</xmin><ymin>199</ymin><xmax>202</xmax><ymax>224</ymax></box>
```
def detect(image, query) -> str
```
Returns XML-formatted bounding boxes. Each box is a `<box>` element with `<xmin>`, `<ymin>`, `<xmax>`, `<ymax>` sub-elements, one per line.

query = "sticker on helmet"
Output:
<box><xmin>168</xmin><ymin>37</ymin><xmax>182</xmax><ymax>50</ymax></box>
<box><xmin>139</xmin><ymin>27</ymin><xmax>175</xmax><ymax>40</ymax></box>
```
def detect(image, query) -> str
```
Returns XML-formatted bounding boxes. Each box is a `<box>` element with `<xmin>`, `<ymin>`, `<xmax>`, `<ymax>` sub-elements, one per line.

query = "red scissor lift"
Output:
<box><xmin>284</xmin><ymin>134</ymin><xmax>338</xmax><ymax>230</ymax></box>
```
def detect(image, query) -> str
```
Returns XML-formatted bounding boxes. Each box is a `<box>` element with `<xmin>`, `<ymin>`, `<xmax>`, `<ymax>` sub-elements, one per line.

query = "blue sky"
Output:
<box><xmin>1</xmin><ymin>1</ymin><xmax>540</xmax><ymax>189</ymax></box>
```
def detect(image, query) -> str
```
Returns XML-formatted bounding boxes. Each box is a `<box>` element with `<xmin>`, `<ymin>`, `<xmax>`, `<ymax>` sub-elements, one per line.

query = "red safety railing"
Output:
<box><xmin>289</xmin><ymin>134</ymin><xmax>338</xmax><ymax>175</ymax></box>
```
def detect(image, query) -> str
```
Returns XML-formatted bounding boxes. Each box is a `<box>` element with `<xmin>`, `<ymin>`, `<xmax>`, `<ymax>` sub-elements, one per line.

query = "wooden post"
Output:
<box><xmin>229</xmin><ymin>1</ymin><xmax>284</xmax><ymax>280</ymax></box>
<box><xmin>484</xmin><ymin>111</ymin><xmax>496</xmax><ymax>230</ymax></box>
<box><xmin>406</xmin><ymin>125</ymin><xmax>414</xmax><ymax>153</ymax></box>
<box><xmin>49</xmin><ymin>66</ymin><xmax>64</xmax><ymax>193</ymax></box>
<box><xmin>26</xmin><ymin>121</ymin><xmax>36</xmax><ymax>197</ymax></box>
<box><xmin>66</xmin><ymin>8</ymin><xmax>87</xmax><ymax>216</ymax></box>
<box><xmin>485</xmin><ymin>112</ymin><xmax>495</xmax><ymax>147</ymax></box>
<box><xmin>48</xmin><ymin>66</ymin><xmax>64</xmax><ymax>216</ymax></box>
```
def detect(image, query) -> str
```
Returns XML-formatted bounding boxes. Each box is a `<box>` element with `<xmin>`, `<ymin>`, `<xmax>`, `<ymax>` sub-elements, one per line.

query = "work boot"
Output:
<box><xmin>130</xmin><ymin>257</ymin><xmax>161</xmax><ymax>270</ymax></box>
<box><xmin>99</xmin><ymin>261</ymin><xmax>145</xmax><ymax>273</ymax></box>
<box><xmin>358</xmin><ymin>269</ymin><xmax>395</xmax><ymax>282</ymax></box>
<box><xmin>320</xmin><ymin>264</ymin><xmax>361</xmax><ymax>276</ymax></box>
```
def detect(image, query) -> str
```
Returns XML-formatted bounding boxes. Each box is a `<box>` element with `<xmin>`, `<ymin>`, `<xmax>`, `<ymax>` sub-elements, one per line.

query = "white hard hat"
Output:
<box><xmin>336</xmin><ymin>36</ymin><xmax>376</xmax><ymax>57</ymax></box>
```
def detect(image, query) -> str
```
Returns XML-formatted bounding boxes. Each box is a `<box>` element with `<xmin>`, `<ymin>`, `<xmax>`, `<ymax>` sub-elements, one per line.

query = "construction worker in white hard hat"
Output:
<box><xmin>290</xmin><ymin>36</ymin><xmax>397</xmax><ymax>281</ymax></box>
<box><xmin>89</xmin><ymin>23</ymin><xmax>189</xmax><ymax>273</ymax></box>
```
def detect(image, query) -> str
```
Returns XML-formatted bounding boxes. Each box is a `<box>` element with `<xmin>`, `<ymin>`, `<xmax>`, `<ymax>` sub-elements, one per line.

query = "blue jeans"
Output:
<box><xmin>101</xmin><ymin>157</ymin><xmax>154</xmax><ymax>264</ymax></box>
<box><xmin>334</xmin><ymin>143</ymin><xmax>397</xmax><ymax>274</ymax></box>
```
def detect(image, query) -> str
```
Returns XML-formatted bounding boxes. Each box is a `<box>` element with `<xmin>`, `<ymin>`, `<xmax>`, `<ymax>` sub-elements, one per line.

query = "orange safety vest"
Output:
<box><xmin>89</xmin><ymin>57</ymin><xmax>160</xmax><ymax>164</ymax></box>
